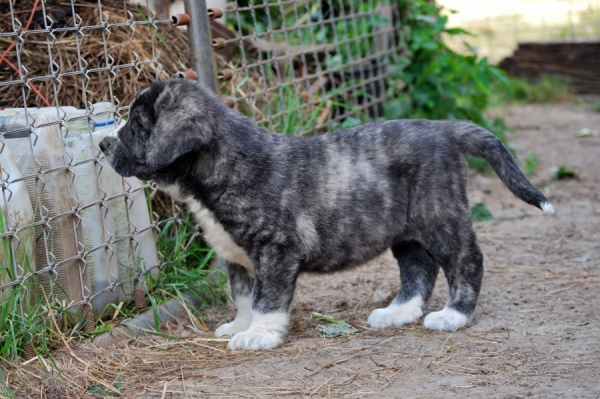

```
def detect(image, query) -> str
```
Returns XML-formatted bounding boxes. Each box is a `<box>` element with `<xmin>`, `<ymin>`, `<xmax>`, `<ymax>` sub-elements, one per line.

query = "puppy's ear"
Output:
<box><xmin>146</xmin><ymin>116</ymin><xmax>208</xmax><ymax>170</ymax></box>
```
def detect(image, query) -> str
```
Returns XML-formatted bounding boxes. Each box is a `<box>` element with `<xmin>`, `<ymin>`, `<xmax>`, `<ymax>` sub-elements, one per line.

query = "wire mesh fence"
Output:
<box><xmin>0</xmin><ymin>0</ymin><xmax>193</xmax><ymax>358</ymax></box>
<box><xmin>0</xmin><ymin>0</ymin><xmax>405</xmax><ymax>359</ymax></box>
<box><xmin>217</xmin><ymin>0</ymin><xmax>401</xmax><ymax>135</ymax></box>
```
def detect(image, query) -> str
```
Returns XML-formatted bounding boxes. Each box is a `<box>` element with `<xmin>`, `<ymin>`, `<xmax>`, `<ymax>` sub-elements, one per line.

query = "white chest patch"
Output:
<box><xmin>159</xmin><ymin>184</ymin><xmax>255</xmax><ymax>274</ymax></box>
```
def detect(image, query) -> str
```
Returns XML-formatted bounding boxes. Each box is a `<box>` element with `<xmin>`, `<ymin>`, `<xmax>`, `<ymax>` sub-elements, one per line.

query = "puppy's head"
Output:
<box><xmin>99</xmin><ymin>79</ymin><xmax>218</xmax><ymax>181</ymax></box>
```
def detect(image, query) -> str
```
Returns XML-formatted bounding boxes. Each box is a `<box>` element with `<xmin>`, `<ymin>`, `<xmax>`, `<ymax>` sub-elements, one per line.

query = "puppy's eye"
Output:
<box><xmin>131</xmin><ymin>120</ymin><xmax>147</xmax><ymax>135</ymax></box>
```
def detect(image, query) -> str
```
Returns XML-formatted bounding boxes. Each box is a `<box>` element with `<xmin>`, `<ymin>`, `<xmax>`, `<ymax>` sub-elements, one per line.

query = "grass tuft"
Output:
<box><xmin>551</xmin><ymin>166</ymin><xmax>577</xmax><ymax>180</ymax></box>
<box><xmin>524</xmin><ymin>153</ymin><xmax>539</xmax><ymax>175</ymax></box>
<box><xmin>471</xmin><ymin>202</ymin><xmax>494</xmax><ymax>221</ymax></box>
<box><xmin>152</xmin><ymin>209</ymin><xmax>228</xmax><ymax>311</ymax></box>
<box><xmin>490</xmin><ymin>75</ymin><xmax>572</xmax><ymax>106</ymax></box>
<box><xmin>0</xmin><ymin>203</ymin><xmax>226</xmax><ymax>367</ymax></box>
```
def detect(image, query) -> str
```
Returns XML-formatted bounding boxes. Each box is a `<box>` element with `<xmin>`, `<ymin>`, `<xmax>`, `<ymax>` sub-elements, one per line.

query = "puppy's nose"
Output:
<box><xmin>99</xmin><ymin>137</ymin><xmax>113</xmax><ymax>153</ymax></box>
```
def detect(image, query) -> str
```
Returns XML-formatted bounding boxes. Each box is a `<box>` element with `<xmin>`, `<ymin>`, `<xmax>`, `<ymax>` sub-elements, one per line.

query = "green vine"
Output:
<box><xmin>386</xmin><ymin>0</ymin><xmax>513</xmax><ymax>169</ymax></box>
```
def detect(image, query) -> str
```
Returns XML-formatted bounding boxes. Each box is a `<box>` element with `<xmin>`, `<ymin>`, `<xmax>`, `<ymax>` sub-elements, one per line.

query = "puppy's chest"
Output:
<box><xmin>159</xmin><ymin>184</ymin><xmax>255</xmax><ymax>273</ymax></box>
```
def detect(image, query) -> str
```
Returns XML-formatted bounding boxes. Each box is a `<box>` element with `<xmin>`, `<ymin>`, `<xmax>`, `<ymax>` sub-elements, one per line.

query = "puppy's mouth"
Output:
<box><xmin>104</xmin><ymin>154</ymin><xmax>154</xmax><ymax>180</ymax></box>
<box><xmin>100</xmin><ymin>136</ymin><xmax>148</xmax><ymax>179</ymax></box>
<box><xmin>104</xmin><ymin>153</ymin><xmax>120</xmax><ymax>170</ymax></box>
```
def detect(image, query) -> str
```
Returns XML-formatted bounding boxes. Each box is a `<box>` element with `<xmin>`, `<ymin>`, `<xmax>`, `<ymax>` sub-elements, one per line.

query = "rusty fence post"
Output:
<box><xmin>183</xmin><ymin>0</ymin><xmax>218</xmax><ymax>92</ymax></box>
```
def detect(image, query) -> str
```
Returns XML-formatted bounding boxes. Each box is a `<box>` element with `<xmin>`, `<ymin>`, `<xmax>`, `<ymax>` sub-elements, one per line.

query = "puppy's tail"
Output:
<box><xmin>451</xmin><ymin>121</ymin><xmax>554</xmax><ymax>214</ymax></box>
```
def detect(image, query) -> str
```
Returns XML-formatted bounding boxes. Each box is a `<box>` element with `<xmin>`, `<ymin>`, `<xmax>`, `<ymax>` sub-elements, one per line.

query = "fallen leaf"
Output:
<box><xmin>88</xmin><ymin>385</ymin><xmax>121</xmax><ymax>397</ymax></box>
<box><xmin>576</xmin><ymin>128</ymin><xmax>591</xmax><ymax>137</ymax></box>
<box><xmin>312</xmin><ymin>312</ymin><xmax>361</xmax><ymax>338</ymax></box>
<box><xmin>570</xmin><ymin>256</ymin><xmax>591</xmax><ymax>263</ymax></box>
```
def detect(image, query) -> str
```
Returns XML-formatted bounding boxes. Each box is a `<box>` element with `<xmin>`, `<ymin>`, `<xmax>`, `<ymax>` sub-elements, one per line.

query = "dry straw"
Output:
<box><xmin>0</xmin><ymin>0</ymin><xmax>191</xmax><ymax>109</ymax></box>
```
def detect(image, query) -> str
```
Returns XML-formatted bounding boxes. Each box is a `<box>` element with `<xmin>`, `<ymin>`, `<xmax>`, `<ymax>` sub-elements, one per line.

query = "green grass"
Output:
<box><xmin>524</xmin><ymin>153</ymin><xmax>539</xmax><ymax>175</ymax></box>
<box><xmin>228</xmin><ymin>59</ymin><xmax>369</xmax><ymax>136</ymax></box>
<box><xmin>0</xmin><ymin>205</ymin><xmax>226</xmax><ymax>396</ymax></box>
<box><xmin>83</xmin><ymin>207</ymin><xmax>228</xmax><ymax>339</ymax></box>
<box><xmin>0</xmin><ymin>205</ymin><xmax>225</xmax><ymax>375</ymax></box>
<box><xmin>153</xmin><ymin>209</ymin><xmax>227</xmax><ymax>309</ymax></box>
<box><xmin>0</xmin><ymin>209</ymin><xmax>50</xmax><ymax>363</ymax></box>
<box><xmin>0</xmin><ymin>208</ymin><xmax>57</xmax><ymax>398</ymax></box>
<box><xmin>593</xmin><ymin>101</ymin><xmax>600</xmax><ymax>113</ymax></box>
<box><xmin>227</xmin><ymin>62</ymin><xmax>330</xmax><ymax>135</ymax></box>
<box><xmin>489</xmin><ymin>75</ymin><xmax>571</xmax><ymax>106</ymax></box>
<box><xmin>0</xmin><ymin>367</ymin><xmax>15</xmax><ymax>399</ymax></box>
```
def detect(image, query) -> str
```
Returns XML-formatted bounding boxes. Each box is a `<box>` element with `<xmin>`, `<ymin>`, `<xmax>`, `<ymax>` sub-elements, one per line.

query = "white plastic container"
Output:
<box><xmin>90</xmin><ymin>103</ymin><xmax>158</xmax><ymax>303</ymax></box>
<box><xmin>1</xmin><ymin>113</ymin><xmax>90</xmax><ymax>305</ymax></box>
<box><xmin>0</xmin><ymin>145</ymin><xmax>36</xmax><ymax>303</ymax></box>
<box><xmin>63</xmin><ymin>104</ymin><xmax>158</xmax><ymax>311</ymax></box>
<box><xmin>116</xmin><ymin>176</ymin><xmax>158</xmax><ymax>303</ymax></box>
<box><xmin>63</xmin><ymin>107</ymin><xmax>121</xmax><ymax>315</ymax></box>
<box><xmin>0</xmin><ymin>105</ymin><xmax>159</xmax><ymax>315</ymax></box>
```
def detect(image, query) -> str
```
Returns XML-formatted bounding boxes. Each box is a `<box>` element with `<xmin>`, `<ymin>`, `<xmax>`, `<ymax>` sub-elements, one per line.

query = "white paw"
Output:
<box><xmin>423</xmin><ymin>307</ymin><xmax>469</xmax><ymax>332</ymax></box>
<box><xmin>228</xmin><ymin>329</ymin><xmax>286</xmax><ymax>351</ymax></box>
<box><xmin>214</xmin><ymin>319</ymin><xmax>250</xmax><ymax>337</ymax></box>
<box><xmin>368</xmin><ymin>296</ymin><xmax>424</xmax><ymax>328</ymax></box>
<box><xmin>227</xmin><ymin>311</ymin><xmax>289</xmax><ymax>351</ymax></box>
<box><xmin>214</xmin><ymin>296</ymin><xmax>252</xmax><ymax>337</ymax></box>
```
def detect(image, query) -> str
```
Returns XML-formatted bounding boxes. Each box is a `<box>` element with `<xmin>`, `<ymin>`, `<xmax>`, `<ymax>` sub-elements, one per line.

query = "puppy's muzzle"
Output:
<box><xmin>99</xmin><ymin>136</ymin><xmax>117</xmax><ymax>153</ymax></box>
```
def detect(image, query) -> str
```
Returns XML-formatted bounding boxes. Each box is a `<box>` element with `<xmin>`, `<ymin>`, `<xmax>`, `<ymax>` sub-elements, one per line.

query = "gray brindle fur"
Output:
<box><xmin>100</xmin><ymin>79</ymin><xmax>554</xmax><ymax>351</ymax></box>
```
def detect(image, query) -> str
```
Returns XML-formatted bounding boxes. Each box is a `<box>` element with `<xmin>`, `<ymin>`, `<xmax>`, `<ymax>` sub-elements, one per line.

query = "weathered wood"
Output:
<box><xmin>498</xmin><ymin>39</ymin><xmax>600</xmax><ymax>94</ymax></box>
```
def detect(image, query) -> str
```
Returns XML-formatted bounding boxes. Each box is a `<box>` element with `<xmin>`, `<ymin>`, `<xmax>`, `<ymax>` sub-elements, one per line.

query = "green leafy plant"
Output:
<box><xmin>471</xmin><ymin>202</ymin><xmax>494</xmax><ymax>221</ymax></box>
<box><xmin>551</xmin><ymin>166</ymin><xmax>577</xmax><ymax>180</ymax></box>
<box><xmin>227</xmin><ymin>0</ymin><xmax>389</xmax><ymax>62</ymax></box>
<box><xmin>385</xmin><ymin>0</ymin><xmax>513</xmax><ymax>171</ymax></box>
<box><xmin>388</xmin><ymin>1</ymin><xmax>508</xmax><ymax>129</ymax></box>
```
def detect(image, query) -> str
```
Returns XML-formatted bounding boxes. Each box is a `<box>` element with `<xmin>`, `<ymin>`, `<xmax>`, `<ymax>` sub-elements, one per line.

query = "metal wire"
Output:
<box><xmin>213</xmin><ymin>0</ymin><xmax>402</xmax><ymax>135</ymax></box>
<box><xmin>0</xmin><ymin>0</ymin><xmax>175</xmax><ymax>345</ymax></box>
<box><xmin>0</xmin><ymin>0</ymin><xmax>405</xmax><ymax>345</ymax></box>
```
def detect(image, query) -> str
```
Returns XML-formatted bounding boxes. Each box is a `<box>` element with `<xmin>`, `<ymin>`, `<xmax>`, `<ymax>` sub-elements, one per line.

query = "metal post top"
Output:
<box><xmin>183</xmin><ymin>0</ymin><xmax>218</xmax><ymax>92</ymax></box>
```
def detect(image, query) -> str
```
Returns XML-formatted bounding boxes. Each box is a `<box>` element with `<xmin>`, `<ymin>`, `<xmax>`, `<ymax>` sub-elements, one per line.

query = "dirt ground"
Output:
<box><xmin>10</xmin><ymin>103</ymin><xmax>600</xmax><ymax>398</ymax></box>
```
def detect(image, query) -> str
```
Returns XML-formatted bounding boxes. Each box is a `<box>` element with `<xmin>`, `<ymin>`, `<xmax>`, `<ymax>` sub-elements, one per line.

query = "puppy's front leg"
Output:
<box><xmin>214</xmin><ymin>263</ymin><xmax>254</xmax><ymax>338</ymax></box>
<box><xmin>227</xmin><ymin>259</ymin><xmax>298</xmax><ymax>351</ymax></box>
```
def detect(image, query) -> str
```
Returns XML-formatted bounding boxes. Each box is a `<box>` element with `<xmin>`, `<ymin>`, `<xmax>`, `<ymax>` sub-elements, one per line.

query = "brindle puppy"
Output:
<box><xmin>100</xmin><ymin>79</ymin><xmax>554</xmax><ymax>351</ymax></box>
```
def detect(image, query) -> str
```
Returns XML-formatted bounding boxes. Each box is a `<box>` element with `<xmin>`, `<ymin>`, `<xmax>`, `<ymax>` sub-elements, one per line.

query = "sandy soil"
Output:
<box><xmin>10</xmin><ymin>103</ymin><xmax>600</xmax><ymax>398</ymax></box>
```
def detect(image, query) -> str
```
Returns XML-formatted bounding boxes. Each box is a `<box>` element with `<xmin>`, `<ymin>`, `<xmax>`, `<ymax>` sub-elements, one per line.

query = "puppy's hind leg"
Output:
<box><xmin>423</xmin><ymin>228</ymin><xmax>484</xmax><ymax>332</ymax></box>
<box><xmin>214</xmin><ymin>263</ymin><xmax>254</xmax><ymax>338</ymax></box>
<box><xmin>368</xmin><ymin>241</ymin><xmax>439</xmax><ymax>328</ymax></box>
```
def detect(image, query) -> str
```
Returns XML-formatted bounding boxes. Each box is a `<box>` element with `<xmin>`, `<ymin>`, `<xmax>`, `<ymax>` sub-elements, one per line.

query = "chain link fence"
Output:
<box><xmin>216</xmin><ymin>0</ymin><xmax>401</xmax><ymax>135</ymax></box>
<box><xmin>0</xmin><ymin>0</ymin><xmax>186</xmax><ymax>358</ymax></box>
<box><xmin>0</xmin><ymin>0</ymin><xmax>405</xmax><ymax>359</ymax></box>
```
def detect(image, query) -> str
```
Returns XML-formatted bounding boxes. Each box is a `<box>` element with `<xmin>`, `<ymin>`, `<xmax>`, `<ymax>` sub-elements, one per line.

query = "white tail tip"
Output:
<box><xmin>541</xmin><ymin>201</ymin><xmax>555</xmax><ymax>214</ymax></box>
